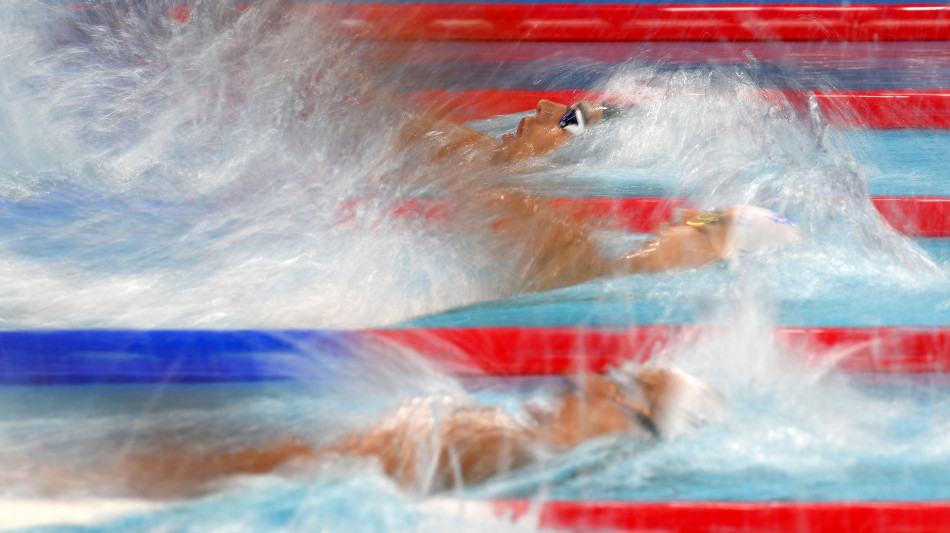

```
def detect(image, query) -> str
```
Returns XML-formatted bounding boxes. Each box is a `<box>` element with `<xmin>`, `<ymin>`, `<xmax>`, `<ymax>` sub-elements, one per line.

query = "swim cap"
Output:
<box><xmin>647</xmin><ymin>368</ymin><xmax>728</xmax><ymax>439</ymax></box>
<box><xmin>720</xmin><ymin>207</ymin><xmax>803</xmax><ymax>259</ymax></box>
<box><xmin>608</xmin><ymin>363</ymin><xmax>727</xmax><ymax>440</ymax></box>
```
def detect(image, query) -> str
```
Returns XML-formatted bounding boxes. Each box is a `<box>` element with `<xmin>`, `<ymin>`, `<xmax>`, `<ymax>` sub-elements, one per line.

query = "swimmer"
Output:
<box><xmin>399</xmin><ymin>99</ymin><xmax>624</xmax><ymax>166</ymax></box>
<box><xmin>393</xmin><ymin>98</ymin><xmax>803</xmax><ymax>294</ymax></box>
<box><xmin>40</xmin><ymin>366</ymin><xmax>725</xmax><ymax>498</ymax></box>
<box><xmin>616</xmin><ymin>206</ymin><xmax>804</xmax><ymax>274</ymax></box>
<box><xmin>331</xmin><ymin>80</ymin><xmax>802</xmax><ymax>296</ymax></box>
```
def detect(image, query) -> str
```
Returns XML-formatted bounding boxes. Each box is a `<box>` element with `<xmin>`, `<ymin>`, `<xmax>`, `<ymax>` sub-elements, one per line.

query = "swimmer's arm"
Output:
<box><xmin>614</xmin><ymin>239</ymin><xmax>679</xmax><ymax>273</ymax></box>
<box><xmin>482</xmin><ymin>192</ymin><xmax>615</xmax><ymax>293</ymax></box>
<box><xmin>398</xmin><ymin>109</ymin><xmax>499</xmax><ymax>161</ymax></box>
<box><xmin>117</xmin><ymin>438</ymin><xmax>315</xmax><ymax>498</ymax></box>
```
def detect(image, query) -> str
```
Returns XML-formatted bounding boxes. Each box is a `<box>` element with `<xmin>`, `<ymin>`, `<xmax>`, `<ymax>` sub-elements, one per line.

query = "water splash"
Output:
<box><xmin>0</xmin><ymin>0</ymin><xmax>523</xmax><ymax>328</ymax></box>
<box><xmin>2</xmin><ymin>4</ymin><xmax>950</xmax><ymax>531</ymax></box>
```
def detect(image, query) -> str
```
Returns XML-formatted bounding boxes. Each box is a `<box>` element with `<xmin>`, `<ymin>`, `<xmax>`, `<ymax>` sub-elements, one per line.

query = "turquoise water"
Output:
<box><xmin>406</xmin><ymin>237</ymin><xmax>950</xmax><ymax>328</ymax></box>
<box><xmin>466</xmin><ymin>129</ymin><xmax>950</xmax><ymax>198</ymax></box>
<box><xmin>4</xmin><ymin>371</ymin><xmax>950</xmax><ymax>528</ymax></box>
<box><xmin>0</xmin><ymin>0</ymin><xmax>947</xmax><ymax>331</ymax></box>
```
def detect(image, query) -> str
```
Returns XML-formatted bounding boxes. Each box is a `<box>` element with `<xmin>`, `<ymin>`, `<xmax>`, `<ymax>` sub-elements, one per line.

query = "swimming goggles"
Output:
<box><xmin>685</xmin><ymin>212</ymin><xmax>723</xmax><ymax>227</ymax></box>
<box><xmin>607</xmin><ymin>363</ymin><xmax>661</xmax><ymax>438</ymax></box>
<box><xmin>559</xmin><ymin>105</ymin><xmax>586</xmax><ymax>135</ymax></box>
<box><xmin>610</xmin><ymin>390</ymin><xmax>661</xmax><ymax>439</ymax></box>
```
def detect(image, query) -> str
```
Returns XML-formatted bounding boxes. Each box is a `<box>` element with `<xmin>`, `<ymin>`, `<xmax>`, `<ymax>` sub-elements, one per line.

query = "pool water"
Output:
<box><xmin>2</xmin><ymin>0</ymin><xmax>950</xmax><ymax>531</ymax></box>
<box><xmin>3</xmin><ymin>366</ymin><xmax>950</xmax><ymax>531</ymax></box>
<box><xmin>2</xmin><ymin>0</ymin><xmax>948</xmax><ymax>331</ymax></box>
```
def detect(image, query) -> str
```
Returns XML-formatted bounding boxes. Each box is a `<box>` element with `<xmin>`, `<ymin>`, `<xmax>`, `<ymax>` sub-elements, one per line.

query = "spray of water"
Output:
<box><xmin>2</xmin><ymin>1</ymin><xmax>950</xmax><ymax>531</ymax></box>
<box><xmin>0</xmin><ymin>0</ymin><xmax>523</xmax><ymax>329</ymax></box>
<box><xmin>2</xmin><ymin>1</ymin><xmax>945</xmax><ymax>330</ymax></box>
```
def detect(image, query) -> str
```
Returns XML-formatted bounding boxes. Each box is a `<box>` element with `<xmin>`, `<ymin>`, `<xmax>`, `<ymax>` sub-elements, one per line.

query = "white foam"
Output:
<box><xmin>415</xmin><ymin>498</ymin><xmax>544</xmax><ymax>532</ymax></box>
<box><xmin>0</xmin><ymin>499</ymin><xmax>159</xmax><ymax>531</ymax></box>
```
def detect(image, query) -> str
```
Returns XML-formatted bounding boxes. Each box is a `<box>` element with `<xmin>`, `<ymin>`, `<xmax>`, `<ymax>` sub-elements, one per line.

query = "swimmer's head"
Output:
<box><xmin>607</xmin><ymin>363</ymin><xmax>727</xmax><ymax>439</ymax></box>
<box><xmin>492</xmin><ymin>99</ymin><xmax>626</xmax><ymax>163</ymax></box>
<box><xmin>674</xmin><ymin>206</ymin><xmax>803</xmax><ymax>260</ymax></box>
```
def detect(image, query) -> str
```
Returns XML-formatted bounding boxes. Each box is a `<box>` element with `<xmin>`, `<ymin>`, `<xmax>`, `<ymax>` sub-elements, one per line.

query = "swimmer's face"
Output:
<box><xmin>539</xmin><ymin>371</ymin><xmax>677</xmax><ymax>450</ymax></box>
<box><xmin>493</xmin><ymin>100</ymin><xmax>572</xmax><ymax>162</ymax></box>
<box><xmin>581</xmin><ymin>368</ymin><xmax>679</xmax><ymax>436</ymax></box>
<box><xmin>492</xmin><ymin>100</ymin><xmax>612</xmax><ymax>164</ymax></box>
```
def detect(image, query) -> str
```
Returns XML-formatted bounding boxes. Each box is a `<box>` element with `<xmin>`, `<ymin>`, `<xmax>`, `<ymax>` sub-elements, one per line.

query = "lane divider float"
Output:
<box><xmin>2</xmin><ymin>325</ymin><xmax>949</xmax><ymax>384</ymax></box>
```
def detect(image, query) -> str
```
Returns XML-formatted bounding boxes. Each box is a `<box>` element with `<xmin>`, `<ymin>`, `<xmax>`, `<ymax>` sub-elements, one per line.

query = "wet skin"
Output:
<box><xmin>490</xmin><ymin>99</ymin><xmax>574</xmax><ymax>163</ymax></box>
<box><xmin>75</xmin><ymin>370</ymin><xmax>684</xmax><ymax>498</ymax></box>
<box><xmin>399</xmin><ymin>99</ymin><xmax>731</xmax><ymax>294</ymax></box>
<box><xmin>17</xmin><ymin>100</ymin><xmax>737</xmax><ymax>499</ymax></box>
<box><xmin>616</xmin><ymin>209</ymin><xmax>732</xmax><ymax>274</ymax></box>
<box><xmin>401</xmin><ymin>99</ymin><xmax>605</xmax><ymax>166</ymax></box>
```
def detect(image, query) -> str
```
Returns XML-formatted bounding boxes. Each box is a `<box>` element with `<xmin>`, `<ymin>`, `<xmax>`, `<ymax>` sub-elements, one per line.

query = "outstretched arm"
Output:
<box><xmin>115</xmin><ymin>438</ymin><xmax>315</xmax><ymax>498</ymax></box>
<box><xmin>398</xmin><ymin>109</ymin><xmax>500</xmax><ymax>163</ymax></box>
<box><xmin>72</xmin><ymin>406</ymin><xmax>534</xmax><ymax>498</ymax></box>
